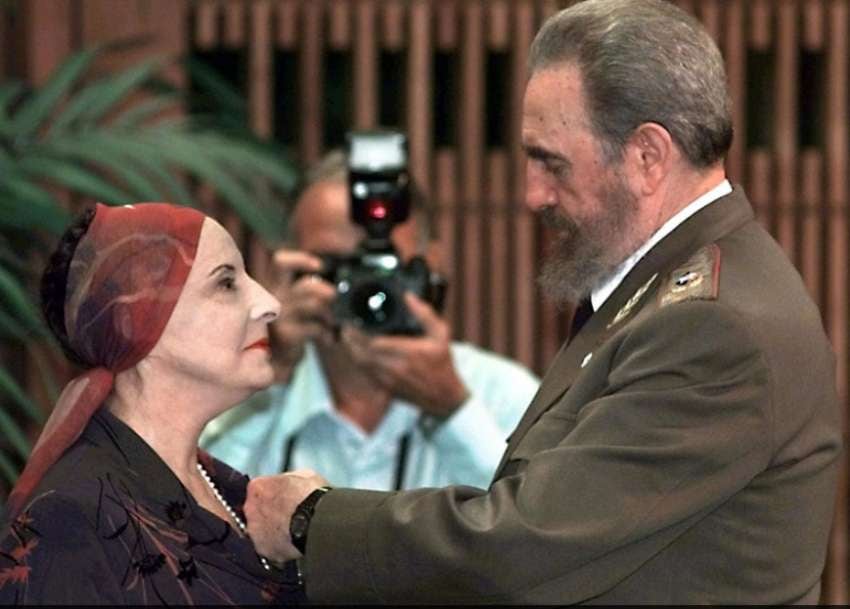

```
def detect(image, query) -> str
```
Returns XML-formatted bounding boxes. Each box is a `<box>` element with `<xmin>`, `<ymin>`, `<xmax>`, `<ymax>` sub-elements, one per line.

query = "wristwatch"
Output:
<box><xmin>290</xmin><ymin>486</ymin><xmax>331</xmax><ymax>555</ymax></box>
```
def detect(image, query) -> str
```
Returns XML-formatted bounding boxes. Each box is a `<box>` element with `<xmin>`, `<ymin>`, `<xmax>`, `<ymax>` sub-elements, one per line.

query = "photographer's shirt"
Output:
<box><xmin>202</xmin><ymin>343</ymin><xmax>539</xmax><ymax>490</ymax></box>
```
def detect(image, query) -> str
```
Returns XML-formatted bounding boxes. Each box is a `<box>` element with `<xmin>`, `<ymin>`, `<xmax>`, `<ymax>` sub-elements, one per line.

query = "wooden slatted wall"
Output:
<box><xmin>4</xmin><ymin>0</ymin><xmax>849</xmax><ymax>603</ymax></box>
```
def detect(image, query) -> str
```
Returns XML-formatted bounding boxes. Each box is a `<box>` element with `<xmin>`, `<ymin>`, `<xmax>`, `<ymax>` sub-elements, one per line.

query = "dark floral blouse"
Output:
<box><xmin>0</xmin><ymin>409</ymin><xmax>305</xmax><ymax>605</ymax></box>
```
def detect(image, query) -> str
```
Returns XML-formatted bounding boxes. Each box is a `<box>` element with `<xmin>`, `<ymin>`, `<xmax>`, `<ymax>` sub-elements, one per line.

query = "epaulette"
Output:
<box><xmin>658</xmin><ymin>243</ymin><xmax>721</xmax><ymax>307</ymax></box>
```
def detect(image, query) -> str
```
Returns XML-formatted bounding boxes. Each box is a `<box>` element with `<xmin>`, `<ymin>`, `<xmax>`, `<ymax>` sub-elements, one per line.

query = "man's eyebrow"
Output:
<box><xmin>208</xmin><ymin>263</ymin><xmax>236</xmax><ymax>277</ymax></box>
<box><xmin>522</xmin><ymin>144</ymin><xmax>568</xmax><ymax>164</ymax></box>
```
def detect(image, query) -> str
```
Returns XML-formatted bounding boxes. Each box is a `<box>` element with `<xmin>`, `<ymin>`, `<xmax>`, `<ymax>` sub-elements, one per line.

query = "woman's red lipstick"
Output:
<box><xmin>245</xmin><ymin>338</ymin><xmax>270</xmax><ymax>351</ymax></box>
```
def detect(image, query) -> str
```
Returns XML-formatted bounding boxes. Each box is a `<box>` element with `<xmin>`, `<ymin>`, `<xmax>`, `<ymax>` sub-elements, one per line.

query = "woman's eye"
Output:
<box><xmin>218</xmin><ymin>276</ymin><xmax>237</xmax><ymax>291</ymax></box>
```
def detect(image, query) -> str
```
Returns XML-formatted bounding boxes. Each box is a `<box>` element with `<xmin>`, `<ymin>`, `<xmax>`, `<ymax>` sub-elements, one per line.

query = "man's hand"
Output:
<box><xmin>244</xmin><ymin>469</ymin><xmax>329</xmax><ymax>564</ymax></box>
<box><xmin>341</xmin><ymin>292</ymin><xmax>470</xmax><ymax>418</ymax></box>
<box><xmin>270</xmin><ymin>249</ymin><xmax>337</xmax><ymax>375</ymax></box>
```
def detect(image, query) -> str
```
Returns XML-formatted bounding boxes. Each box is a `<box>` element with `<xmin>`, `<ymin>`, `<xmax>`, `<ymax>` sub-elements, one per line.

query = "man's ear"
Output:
<box><xmin>625</xmin><ymin>122</ymin><xmax>673</xmax><ymax>196</ymax></box>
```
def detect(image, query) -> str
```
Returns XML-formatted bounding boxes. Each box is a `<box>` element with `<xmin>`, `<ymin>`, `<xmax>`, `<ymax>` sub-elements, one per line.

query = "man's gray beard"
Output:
<box><xmin>537</xmin><ymin>175</ymin><xmax>641</xmax><ymax>306</ymax></box>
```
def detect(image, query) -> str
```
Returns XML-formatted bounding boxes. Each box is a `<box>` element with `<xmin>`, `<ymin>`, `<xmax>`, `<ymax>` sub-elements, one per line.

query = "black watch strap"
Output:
<box><xmin>290</xmin><ymin>486</ymin><xmax>331</xmax><ymax>555</ymax></box>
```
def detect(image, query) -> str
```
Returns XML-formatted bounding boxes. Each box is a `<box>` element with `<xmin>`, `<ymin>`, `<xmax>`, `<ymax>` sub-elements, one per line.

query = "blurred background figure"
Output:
<box><xmin>203</xmin><ymin>143</ymin><xmax>539</xmax><ymax>490</ymax></box>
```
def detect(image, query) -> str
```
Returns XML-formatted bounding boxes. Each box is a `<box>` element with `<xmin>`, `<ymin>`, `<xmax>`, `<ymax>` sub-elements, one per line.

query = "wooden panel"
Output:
<box><xmin>19</xmin><ymin>0</ymin><xmax>75</xmax><ymax>85</ymax></box>
<box><xmin>459</xmin><ymin>0</ymin><xmax>484</xmax><ymax>345</ymax></box>
<box><xmin>511</xmin><ymin>0</ymin><xmax>536</xmax><ymax>370</ymax></box>
<box><xmin>487</xmin><ymin>151</ymin><xmax>510</xmax><ymax>355</ymax></box>
<box><xmin>748</xmin><ymin>150</ymin><xmax>772</xmax><ymax>228</ymax></box>
<box><xmin>299</xmin><ymin>1</ymin><xmax>324</xmax><ymax>164</ymax></box>
<box><xmin>276</xmin><ymin>0</ymin><xmax>299</xmax><ymax>48</ymax></box>
<box><xmin>750</xmin><ymin>0</ymin><xmax>773</xmax><ymax>50</ymax></box>
<box><xmin>803</xmin><ymin>0</ymin><xmax>824</xmax><ymax>50</ymax></box>
<box><xmin>824</xmin><ymin>2</ymin><xmax>849</xmax><ymax>602</ymax></box>
<box><xmin>328</xmin><ymin>0</ymin><xmax>352</xmax><ymax>50</ymax></box>
<box><xmin>194</xmin><ymin>0</ymin><xmax>220</xmax><ymax>49</ymax></box>
<box><xmin>799</xmin><ymin>149</ymin><xmax>823</xmax><ymax>306</ymax></box>
<box><xmin>407</xmin><ymin>0</ymin><xmax>433</xmax><ymax>201</ymax></box>
<box><xmin>774</xmin><ymin>0</ymin><xmax>798</xmax><ymax>262</ymax></box>
<box><xmin>381</xmin><ymin>0</ymin><xmax>406</xmax><ymax>50</ymax></box>
<box><xmin>723</xmin><ymin>0</ymin><xmax>746</xmax><ymax>184</ymax></box>
<box><xmin>435</xmin><ymin>0</ymin><xmax>458</xmax><ymax>51</ymax></box>
<box><xmin>249</xmin><ymin>0</ymin><xmax>274</xmax><ymax>138</ymax></box>
<box><xmin>353</xmin><ymin>0</ymin><xmax>378</xmax><ymax>128</ymax></box>
<box><xmin>223</xmin><ymin>0</ymin><xmax>246</xmax><ymax>48</ymax></box>
<box><xmin>435</xmin><ymin>150</ymin><xmax>459</xmax><ymax>335</ymax></box>
<box><xmin>487</xmin><ymin>0</ymin><xmax>510</xmax><ymax>51</ymax></box>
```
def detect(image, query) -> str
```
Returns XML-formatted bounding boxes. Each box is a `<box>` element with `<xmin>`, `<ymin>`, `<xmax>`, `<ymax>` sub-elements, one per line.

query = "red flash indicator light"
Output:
<box><xmin>367</xmin><ymin>199</ymin><xmax>388</xmax><ymax>219</ymax></box>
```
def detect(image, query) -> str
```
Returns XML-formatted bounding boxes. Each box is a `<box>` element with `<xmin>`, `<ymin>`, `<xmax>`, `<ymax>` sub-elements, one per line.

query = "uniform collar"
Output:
<box><xmin>591</xmin><ymin>179</ymin><xmax>732</xmax><ymax>312</ymax></box>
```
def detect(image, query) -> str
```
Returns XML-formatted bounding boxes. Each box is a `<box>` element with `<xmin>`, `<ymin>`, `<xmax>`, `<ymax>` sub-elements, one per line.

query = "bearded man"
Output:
<box><xmin>241</xmin><ymin>0</ymin><xmax>841</xmax><ymax>603</ymax></box>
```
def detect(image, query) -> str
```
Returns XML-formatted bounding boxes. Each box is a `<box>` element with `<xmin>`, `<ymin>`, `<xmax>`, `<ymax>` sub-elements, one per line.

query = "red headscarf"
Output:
<box><xmin>6</xmin><ymin>202</ymin><xmax>206</xmax><ymax>519</ymax></box>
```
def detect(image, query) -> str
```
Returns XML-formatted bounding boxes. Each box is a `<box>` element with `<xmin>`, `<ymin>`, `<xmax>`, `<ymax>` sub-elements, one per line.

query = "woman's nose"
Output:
<box><xmin>249</xmin><ymin>279</ymin><xmax>281</xmax><ymax>323</ymax></box>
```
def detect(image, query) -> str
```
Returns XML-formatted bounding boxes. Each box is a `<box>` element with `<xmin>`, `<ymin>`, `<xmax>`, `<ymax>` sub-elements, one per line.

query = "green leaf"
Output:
<box><xmin>10</xmin><ymin>47</ymin><xmax>99</xmax><ymax>137</ymax></box>
<box><xmin>45</xmin><ymin>136</ymin><xmax>167</xmax><ymax>201</ymax></box>
<box><xmin>109</xmin><ymin>95</ymin><xmax>180</xmax><ymax>129</ymax></box>
<box><xmin>0</xmin><ymin>264</ymin><xmax>46</xmax><ymax>336</ymax></box>
<box><xmin>0</xmin><ymin>364</ymin><xmax>43</xmax><ymax>425</ymax></box>
<box><xmin>0</xmin><ymin>448</ymin><xmax>21</xmax><ymax>487</ymax></box>
<box><xmin>0</xmin><ymin>178</ymin><xmax>69</xmax><ymax>233</ymax></box>
<box><xmin>48</xmin><ymin>58</ymin><xmax>163</xmax><ymax>134</ymax></box>
<box><xmin>138</xmin><ymin>130</ymin><xmax>285</xmax><ymax>241</ymax></box>
<box><xmin>0</xmin><ymin>393</ymin><xmax>33</xmax><ymax>460</ymax></box>
<box><xmin>19</xmin><ymin>155</ymin><xmax>133</xmax><ymax>203</ymax></box>
<box><xmin>56</xmin><ymin>131</ymin><xmax>195</xmax><ymax>204</ymax></box>
<box><xmin>0</xmin><ymin>81</ymin><xmax>24</xmax><ymax>115</ymax></box>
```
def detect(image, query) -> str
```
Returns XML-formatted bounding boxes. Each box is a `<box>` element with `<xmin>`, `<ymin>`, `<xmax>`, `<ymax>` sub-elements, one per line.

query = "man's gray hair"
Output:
<box><xmin>529</xmin><ymin>0</ymin><xmax>733</xmax><ymax>167</ymax></box>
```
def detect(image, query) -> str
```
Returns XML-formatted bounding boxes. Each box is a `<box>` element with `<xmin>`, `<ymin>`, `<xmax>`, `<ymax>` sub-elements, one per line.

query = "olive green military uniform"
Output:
<box><xmin>302</xmin><ymin>187</ymin><xmax>842</xmax><ymax>604</ymax></box>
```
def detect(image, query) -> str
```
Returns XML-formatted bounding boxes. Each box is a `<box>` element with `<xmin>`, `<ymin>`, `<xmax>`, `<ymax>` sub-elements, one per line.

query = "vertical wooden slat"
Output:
<box><xmin>696</xmin><ymin>0</ymin><xmax>721</xmax><ymax>43</ymax></box>
<box><xmin>487</xmin><ymin>0</ymin><xmax>510</xmax><ymax>51</ymax></box>
<box><xmin>222</xmin><ymin>0</ymin><xmax>246</xmax><ymax>48</ymax></box>
<box><xmin>407</xmin><ymin>0</ymin><xmax>432</xmax><ymax>202</ymax></box>
<box><xmin>299</xmin><ymin>1</ymin><xmax>324</xmax><ymax>164</ymax></box>
<box><xmin>276</xmin><ymin>0</ymin><xmax>299</xmax><ymax>48</ymax></box>
<box><xmin>723</xmin><ymin>0</ymin><xmax>746</xmax><ymax>184</ymax></box>
<box><xmin>799</xmin><ymin>149</ymin><xmax>823</xmax><ymax>306</ymax></box>
<box><xmin>435</xmin><ymin>0</ymin><xmax>458</xmax><ymax>51</ymax></box>
<box><xmin>459</xmin><ymin>0</ymin><xmax>484</xmax><ymax>345</ymax></box>
<box><xmin>248</xmin><ymin>0</ymin><xmax>275</xmax><ymax>287</ymax></box>
<box><xmin>487</xmin><ymin>151</ymin><xmax>510</xmax><ymax>355</ymax></box>
<box><xmin>381</xmin><ymin>0</ymin><xmax>405</xmax><ymax>51</ymax></box>
<box><xmin>249</xmin><ymin>1</ymin><xmax>274</xmax><ymax>139</ymax></box>
<box><xmin>748</xmin><ymin>150</ymin><xmax>772</xmax><ymax>229</ymax></box>
<box><xmin>435</xmin><ymin>150</ymin><xmax>458</xmax><ymax>335</ymax></box>
<box><xmin>803</xmin><ymin>0</ymin><xmax>825</xmax><ymax>49</ymax></box>
<box><xmin>353</xmin><ymin>0</ymin><xmax>377</xmax><ymax>129</ymax></box>
<box><xmin>774</xmin><ymin>0</ymin><xmax>798</xmax><ymax>263</ymax></box>
<box><xmin>824</xmin><ymin>2</ymin><xmax>849</xmax><ymax>603</ymax></box>
<box><xmin>194</xmin><ymin>0</ymin><xmax>220</xmax><ymax>50</ymax></box>
<box><xmin>750</xmin><ymin>0</ymin><xmax>772</xmax><ymax>50</ymax></box>
<box><xmin>511</xmin><ymin>0</ymin><xmax>536</xmax><ymax>370</ymax></box>
<box><xmin>328</xmin><ymin>0</ymin><xmax>351</xmax><ymax>50</ymax></box>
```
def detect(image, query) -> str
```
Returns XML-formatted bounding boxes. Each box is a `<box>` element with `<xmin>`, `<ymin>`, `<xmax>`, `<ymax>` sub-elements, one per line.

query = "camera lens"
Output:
<box><xmin>350</xmin><ymin>281</ymin><xmax>397</xmax><ymax>329</ymax></box>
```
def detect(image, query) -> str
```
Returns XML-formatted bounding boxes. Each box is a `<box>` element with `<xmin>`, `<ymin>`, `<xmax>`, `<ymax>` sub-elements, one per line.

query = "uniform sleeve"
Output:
<box><xmin>415</xmin><ymin>346</ymin><xmax>540</xmax><ymax>488</ymax></box>
<box><xmin>0</xmin><ymin>494</ymin><xmax>124</xmax><ymax>604</ymax></box>
<box><xmin>304</xmin><ymin>301</ymin><xmax>774</xmax><ymax>604</ymax></box>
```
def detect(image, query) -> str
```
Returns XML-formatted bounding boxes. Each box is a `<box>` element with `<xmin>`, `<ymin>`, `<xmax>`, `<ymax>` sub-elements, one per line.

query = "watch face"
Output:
<box><xmin>291</xmin><ymin>512</ymin><xmax>309</xmax><ymax>539</ymax></box>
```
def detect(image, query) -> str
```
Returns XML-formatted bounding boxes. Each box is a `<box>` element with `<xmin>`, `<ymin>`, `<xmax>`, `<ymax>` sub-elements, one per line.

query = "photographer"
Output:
<box><xmin>202</xmin><ymin>140</ymin><xmax>539</xmax><ymax>491</ymax></box>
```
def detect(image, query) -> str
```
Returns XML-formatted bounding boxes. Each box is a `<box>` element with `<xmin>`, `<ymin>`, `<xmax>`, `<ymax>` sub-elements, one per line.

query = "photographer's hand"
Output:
<box><xmin>271</xmin><ymin>249</ymin><xmax>337</xmax><ymax>379</ymax></box>
<box><xmin>341</xmin><ymin>293</ymin><xmax>470</xmax><ymax>418</ymax></box>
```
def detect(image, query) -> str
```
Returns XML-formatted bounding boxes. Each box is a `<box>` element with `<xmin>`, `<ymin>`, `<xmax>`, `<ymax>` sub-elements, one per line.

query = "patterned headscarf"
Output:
<box><xmin>6</xmin><ymin>202</ymin><xmax>206</xmax><ymax>520</ymax></box>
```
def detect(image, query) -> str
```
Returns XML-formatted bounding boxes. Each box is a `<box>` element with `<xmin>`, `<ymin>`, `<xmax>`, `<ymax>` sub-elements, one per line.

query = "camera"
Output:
<box><xmin>313</xmin><ymin>130</ymin><xmax>446</xmax><ymax>335</ymax></box>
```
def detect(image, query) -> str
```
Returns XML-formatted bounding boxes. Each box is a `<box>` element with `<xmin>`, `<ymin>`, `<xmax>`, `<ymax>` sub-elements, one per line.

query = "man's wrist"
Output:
<box><xmin>289</xmin><ymin>486</ymin><xmax>331</xmax><ymax>555</ymax></box>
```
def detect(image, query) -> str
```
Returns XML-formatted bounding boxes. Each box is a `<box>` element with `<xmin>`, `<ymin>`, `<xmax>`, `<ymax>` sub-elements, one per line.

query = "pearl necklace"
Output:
<box><xmin>196</xmin><ymin>462</ymin><xmax>270</xmax><ymax>571</ymax></box>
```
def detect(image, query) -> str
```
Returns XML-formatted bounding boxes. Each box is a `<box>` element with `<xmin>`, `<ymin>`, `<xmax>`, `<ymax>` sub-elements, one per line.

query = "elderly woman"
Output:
<box><xmin>0</xmin><ymin>203</ymin><xmax>304</xmax><ymax>604</ymax></box>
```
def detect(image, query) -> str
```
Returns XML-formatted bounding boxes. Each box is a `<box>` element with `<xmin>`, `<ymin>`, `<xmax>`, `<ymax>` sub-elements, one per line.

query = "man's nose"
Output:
<box><xmin>524</xmin><ymin>163</ymin><xmax>553</xmax><ymax>212</ymax></box>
